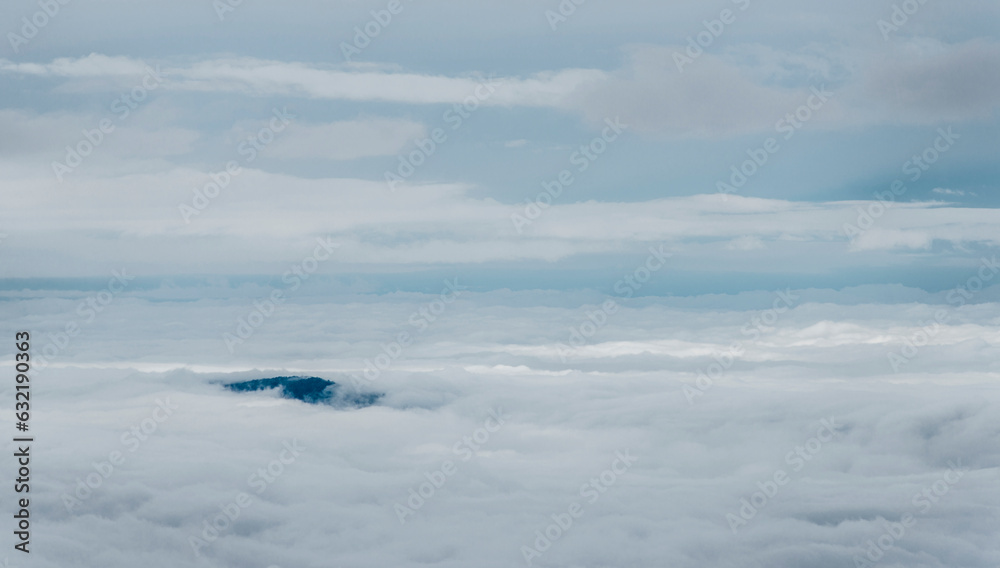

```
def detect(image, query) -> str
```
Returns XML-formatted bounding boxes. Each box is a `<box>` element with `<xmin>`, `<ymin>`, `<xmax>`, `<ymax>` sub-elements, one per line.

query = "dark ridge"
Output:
<box><xmin>224</xmin><ymin>376</ymin><xmax>382</xmax><ymax>408</ymax></box>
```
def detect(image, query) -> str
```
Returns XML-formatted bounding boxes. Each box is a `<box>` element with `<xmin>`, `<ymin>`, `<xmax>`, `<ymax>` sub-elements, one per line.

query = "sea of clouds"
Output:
<box><xmin>3</xmin><ymin>281</ymin><xmax>998</xmax><ymax>568</ymax></box>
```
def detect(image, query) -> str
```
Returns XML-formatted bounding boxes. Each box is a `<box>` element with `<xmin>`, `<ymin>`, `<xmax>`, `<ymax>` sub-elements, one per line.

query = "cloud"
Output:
<box><xmin>850</xmin><ymin>229</ymin><xmax>934</xmax><ymax>251</ymax></box>
<box><xmin>0</xmin><ymin>53</ymin><xmax>151</xmax><ymax>77</ymax></box>
<box><xmin>569</xmin><ymin>45</ymin><xmax>836</xmax><ymax>137</ymax></box>
<box><xmin>0</xmin><ymin>108</ymin><xmax>199</xmax><ymax>159</ymax></box>
<box><xmin>4</xmin><ymin>41</ymin><xmax>998</xmax><ymax>139</ymax></box>
<box><xmin>933</xmin><ymin>188</ymin><xmax>974</xmax><ymax>197</ymax></box>
<box><xmin>2</xmin><ymin>2</ymin><xmax>998</xmax><ymax>566</ymax></box>
<box><xmin>260</xmin><ymin>118</ymin><xmax>426</xmax><ymax>161</ymax></box>
<box><xmin>3</xmin><ymin>164</ymin><xmax>1000</xmax><ymax>276</ymax></box>
<box><xmin>860</xmin><ymin>39</ymin><xmax>1000</xmax><ymax>123</ymax></box>
<box><xmin>726</xmin><ymin>235</ymin><xmax>767</xmax><ymax>251</ymax></box>
<box><xmin>5</xmin><ymin>283</ymin><xmax>1000</xmax><ymax>567</ymax></box>
<box><xmin>0</xmin><ymin>54</ymin><xmax>606</xmax><ymax>107</ymax></box>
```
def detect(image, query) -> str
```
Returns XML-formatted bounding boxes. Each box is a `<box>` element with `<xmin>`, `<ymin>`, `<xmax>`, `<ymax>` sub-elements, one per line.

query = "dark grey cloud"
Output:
<box><xmin>863</xmin><ymin>39</ymin><xmax>1000</xmax><ymax>122</ymax></box>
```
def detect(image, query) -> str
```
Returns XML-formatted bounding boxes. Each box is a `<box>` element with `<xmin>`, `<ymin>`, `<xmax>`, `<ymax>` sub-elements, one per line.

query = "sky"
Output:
<box><xmin>1</xmin><ymin>0</ymin><xmax>999</xmax><ymax>567</ymax></box>
<box><xmin>0</xmin><ymin>0</ymin><xmax>998</xmax><ymax>292</ymax></box>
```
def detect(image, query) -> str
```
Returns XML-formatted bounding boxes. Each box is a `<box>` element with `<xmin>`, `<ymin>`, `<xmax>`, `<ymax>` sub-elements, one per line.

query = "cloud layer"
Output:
<box><xmin>5</xmin><ymin>283</ymin><xmax>999</xmax><ymax>567</ymax></box>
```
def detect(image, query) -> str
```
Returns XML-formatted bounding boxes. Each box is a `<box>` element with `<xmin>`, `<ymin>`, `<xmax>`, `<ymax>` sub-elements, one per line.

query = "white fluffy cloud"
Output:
<box><xmin>7</xmin><ymin>284</ymin><xmax>1000</xmax><ymax>567</ymax></box>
